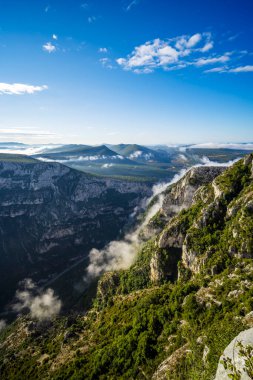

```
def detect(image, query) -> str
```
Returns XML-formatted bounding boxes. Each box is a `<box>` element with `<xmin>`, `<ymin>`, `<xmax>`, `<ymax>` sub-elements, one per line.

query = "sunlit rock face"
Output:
<box><xmin>0</xmin><ymin>159</ymin><xmax>152</xmax><ymax>311</ymax></box>
<box><xmin>215</xmin><ymin>328</ymin><xmax>253</xmax><ymax>380</ymax></box>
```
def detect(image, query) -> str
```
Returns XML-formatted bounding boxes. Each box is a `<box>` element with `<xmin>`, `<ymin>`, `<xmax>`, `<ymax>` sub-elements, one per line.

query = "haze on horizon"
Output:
<box><xmin>0</xmin><ymin>0</ymin><xmax>253</xmax><ymax>145</ymax></box>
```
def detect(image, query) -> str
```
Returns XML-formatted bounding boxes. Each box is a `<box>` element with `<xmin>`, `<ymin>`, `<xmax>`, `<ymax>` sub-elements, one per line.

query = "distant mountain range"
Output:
<box><xmin>0</xmin><ymin>142</ymin><xmax>252</xmax><ymax>181</ymax></box>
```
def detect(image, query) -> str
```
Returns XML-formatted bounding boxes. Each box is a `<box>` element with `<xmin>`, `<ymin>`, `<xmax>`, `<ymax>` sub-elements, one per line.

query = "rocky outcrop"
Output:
<box><xmin>0</xmin><ymin>158</ymin><xmax>152</xmax><ymax>311</ymax></box>
<box><xmin>215</xmin><ymin>328</ymin><xmax>253</xmax><ymax>380</ymax></box>
<box><xmin>161</xmin><ymin>166</ymin><xmax>225</xmax><ymax>219</ymax></box>
<box><xmin>152</xmin><ymin>344</ymin><xmax>190</xmax><ymax>380</ymax></box>
<box><xmin>149</xmin><ymin>155</ymin><xmax>253</xmax><ymax>282</ymax></box>
<box><xmin>149</xmin><ymin>166</ymin><xmax>226</xmax><ymax>283</ymax></box>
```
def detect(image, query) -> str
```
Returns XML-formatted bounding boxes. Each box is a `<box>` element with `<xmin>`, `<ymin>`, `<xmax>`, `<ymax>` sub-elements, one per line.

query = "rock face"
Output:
<box><xmin>150</xmin><ymin>155</ymin><xmax>253</xmax><ymax>280</ymax></box>
<box><xmin>152</xmin><ymin>344</ymin><xmax>190</xmax><ymax>380</ymax></box>
<box><xmin>215</xmin><ymin>328</ymin><xmax>253</xmax><ymax>380</ymax></box>
<box><xmin>149</xmin><ymin>166</ymin><xmax>226</xmax><ymax>284</ymax></box>
<box><xmin>0</xmin><ymin>159</ymin><xmax>152</xmax><ymax>311</ymax></box>
<box><xmin>161</xmin><ymin>166</ymin><xmax>225</xmax><ymax>219</ymax></box>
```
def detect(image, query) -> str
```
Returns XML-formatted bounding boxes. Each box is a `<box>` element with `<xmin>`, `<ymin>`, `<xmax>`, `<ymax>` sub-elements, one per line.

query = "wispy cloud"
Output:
<box><xmin>205</xmin><ymin>65</ymin><xmax>253</xmax><ymax>74</ymax></box>
<box><xmin>99</xmin><ymin>47</ymin><xmax>108</xmax><ymax>53</ymax></box>
<box><xmin>189</xmin><ymin>142</ymin><xmax>253</xmax><ymax>150</ymax></box>
<box><xmin>100</xmin><ymin>57</ymin><xmax>114</xmax><ymax>69</ymax></box>
<box><xmin>0</xmin><ymin>128</ymin><xmax>55</xmax><ymax>136</ymax></box>
<box><xmin>0</xmin><ymin>83</ymin><xmax>48</xmax><ymax>95</ymax></box>
<box><xmin>81</xmin><ymin>3</ymin><xmax>89</xmax><ymax>10</ymax></box>
<box><xmin>88</xmin><ymin>16</ymin><xmax>97</xmax><ymax>23</ymax></box>
<box><xmin>43</xmin><ymin>41</ymin><xmax>56</xmax><ymax>53</ymax></box>
<box><xmin>52</xmin><ymin>34</ymin><xmax>58</xmax><ymax>40</ymax></box>
<box><xmin>228</xmin><ymin>33</ymin><xmax>241</xmax><ymax>42</ymax></box>
<box><xmin>194</xmin><ymin>54</ymin><xmax>230</xmax><ymax>66</ymax></box>
<box><xmin>228</xmin><ymin>65</ymin><xmax>253</xmax><ymax>73</ymax></box>
<box><xmin>125</xmin><ymin>0</ymin><xmax>140</xmax><ymax>12</ymax></box>
<box><xmin>204</xmin><ymin>67</ymin><xmax>225</xmax><ymax>73</ymax></box>
<box><xmin>45</xmin><ymin>5</ymin><xmax>50</xmax><ymax>13</ymax></box>
<box><xmin>116</xmin><ymin>32</ymin><xmax>253</xmax><ymax>74</ymax></box>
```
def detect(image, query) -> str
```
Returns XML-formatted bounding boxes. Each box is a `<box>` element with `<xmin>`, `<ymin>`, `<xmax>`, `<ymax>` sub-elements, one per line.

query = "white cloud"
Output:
<box><xmin>204</xmin><ymin>67</ymin><xmax>226</xmax><ymax>73</ymax></box>
<box><xmin>43</xmin><ymin>42</ymin><xmax>56</xmax><ymax>53</ymax></box>
<box><xmin>200</xmin><ymin>41</ymin><xmax>214</xmax><ymax>52</ymax></box>
<box><xmin>100</xmin><ymin>57</ymin><xmax>113</xmax><ymax>69</ymax></box>
<box><xmin>228</xmin><ymin>65</ymin><xmax>253</xmax><ymax>73</ymax></box>
<box><xmin>189</xmin><ymin>142</ymin><xmax>253</xmax><ymax>150</ymax></box>
<box><xmin>205</xmin><ymin>65</ymin><xmax>253</xmax><ymax>74</ymax></box>
<box><xmin>0</xmin><ymin>83</ymin><xmax>48</xmax><ymax>95</ymax></box>
<box><xmin>12</xmin><ymin>279</ymin><xmax>61</xmax><ymax>321</ymax></box>
<box><xmin>116</xmin><ymin>33</ymin><xmax>215</xmax><ymax>73</ymax></box>
<box><xmin>194</xmin><ymin>54</ymin><xmax>230</xmax><ymax>66</ymax></box>
<box><xmin>52</xmin><ymin>34</ymin><xmax>58</xmax><ymax>40</ymax></box>
<box><xmin>102</xmin><ymin>163</ymin><xmax>114</xmax><ymax>168</ymax></box>
<box><xmin>99</xmin><ymin>47</ymin><xmax>108</xmax><ymax>53</ymax></box>
<box><xmin>126</xmin><ymin>0</ymin><xmax>140</xmax><ymax>11</ymax></box>
<box><xmin>186</xmin><ymin>33</ymin><xmax>202</xmax><ymax>48</ymax></box>
<box><xmin>116</xmin><ymin>32</ymin><xmax>253</xmax><ymax>75</ymax></box>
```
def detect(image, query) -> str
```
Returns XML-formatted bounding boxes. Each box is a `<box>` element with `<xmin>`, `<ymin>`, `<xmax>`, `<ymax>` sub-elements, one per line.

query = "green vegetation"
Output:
<box><xmin>0</xmin><ymin>153</ymin><xmax>38</xmax><ymax>163</ymax></box>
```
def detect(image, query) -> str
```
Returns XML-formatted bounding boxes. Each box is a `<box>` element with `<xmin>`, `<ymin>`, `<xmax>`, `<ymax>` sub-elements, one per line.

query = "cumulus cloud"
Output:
<box><xmin>0</xmin><ymin>83</ymin><xmax>48</xmax><ymax>95</ymax></box>
<box><xmin>43</xmin><ymin>42</ymin><xmax>56</xmax><ymax>53</ymax></box>
<box><xmin>12</xmin><ymin>279</ymin><xmax>62</xmax><ymax>321</ymax></box>
<box><xmin>116</xmin><ymin>33</ymin><xmax>214</xmax><ymax>73</ymax></box>
<box><xmin>116</xmin><ymin>32</ymin><xmax>253</xmax><ymax>74</ymax></box>
<box><xmin>52</xmin><ymin>34</ymin><xmax>58</xmax><ymax>40</ymax></box>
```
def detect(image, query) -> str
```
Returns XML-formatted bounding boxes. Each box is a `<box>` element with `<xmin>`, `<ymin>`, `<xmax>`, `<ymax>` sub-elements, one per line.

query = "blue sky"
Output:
<box><xmin>0</xmin><ymin>0</ymin><xmax>253</xmax><ymax>145</ymax></box>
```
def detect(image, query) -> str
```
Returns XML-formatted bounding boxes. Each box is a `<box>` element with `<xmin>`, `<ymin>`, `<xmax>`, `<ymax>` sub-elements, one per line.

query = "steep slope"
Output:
<box><xmin>1</xmin><ymin>155</ymin><xmax>253</xmax><ymax>380</ymax></box>
<box><xmin>0</xmin><ymin>155</ymin><xmax>152</xmax><ymax>312</ymax></box>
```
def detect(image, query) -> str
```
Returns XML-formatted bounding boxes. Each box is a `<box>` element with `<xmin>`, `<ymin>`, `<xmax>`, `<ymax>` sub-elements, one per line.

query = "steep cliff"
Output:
<box><xmin>0</xmin><ymin>156</ymin><xmax>152</xmax><ymax>311</ymax></box>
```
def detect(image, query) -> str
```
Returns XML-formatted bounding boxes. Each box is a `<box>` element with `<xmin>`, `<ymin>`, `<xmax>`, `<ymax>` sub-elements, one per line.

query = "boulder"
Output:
<box><xmin>215</xmin><ymin>328</ymin><xmax>253</xmax><ymax>380</ymax></box>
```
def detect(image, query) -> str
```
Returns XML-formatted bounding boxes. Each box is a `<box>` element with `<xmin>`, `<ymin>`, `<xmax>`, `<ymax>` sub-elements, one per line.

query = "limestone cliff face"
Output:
<box><xmin>0</xmin><ymin>159</ymin><xmax>152</xmax><ymax>310</ymax></box>
<box><xmin>150</xmin><ymin>155</ymin><xmax>253</xmax><ymax>282</ymax></box>
<box><xmin>149</xmin><ymin>166</ymin><xmax>226</xmax><ymax>283</ymax></box>
<box><xmin>161</xmin><ymin>166</ymin><xmax>225</xmax><ymax>219</ymax></box>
